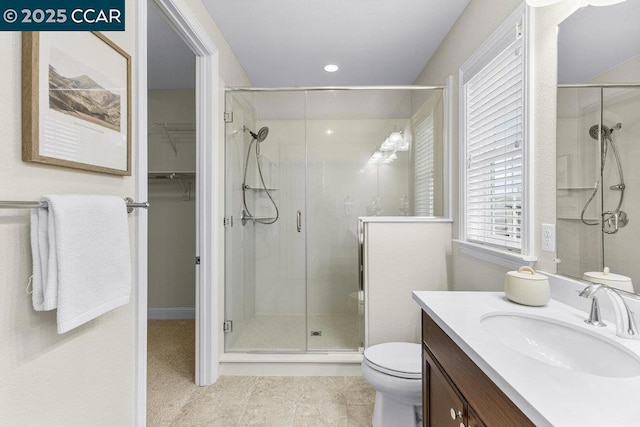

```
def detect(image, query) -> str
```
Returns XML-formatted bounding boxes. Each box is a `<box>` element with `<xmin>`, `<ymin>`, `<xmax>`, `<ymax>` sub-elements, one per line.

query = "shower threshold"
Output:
<box><xmin>219</xmin><ymin>352</ymin><xmax>364</xmax><ymax>376</ymax></box>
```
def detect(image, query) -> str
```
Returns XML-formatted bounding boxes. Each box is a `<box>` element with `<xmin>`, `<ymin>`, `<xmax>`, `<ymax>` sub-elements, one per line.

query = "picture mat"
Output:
<box><xmin>37</xmin><ymin>32</ymin><xmax>128</xmax><ymax>171</ymax></box>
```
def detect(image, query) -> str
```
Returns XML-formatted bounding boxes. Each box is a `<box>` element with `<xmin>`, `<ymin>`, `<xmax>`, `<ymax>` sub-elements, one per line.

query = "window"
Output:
<box><xmin>460</xmin><ymin>4</ymin><xmax>532</xmax><ymax>260</ymax></box>
<box><xmin>414</xmin><ymin>113</ymin><xmax>435</xmax><ymax>216</ymax></box>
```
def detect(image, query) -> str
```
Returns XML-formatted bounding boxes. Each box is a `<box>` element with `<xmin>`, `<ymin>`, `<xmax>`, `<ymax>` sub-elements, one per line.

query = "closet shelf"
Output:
<box><xmin>149</xmin><ymin>172</ymin><xmax>195</xmax><ymax>201</ymax></box>
<box><xmin>150</xmin><ymin>122</ymin><xmax>195</xmax><ymax>132</ymax></box>
<box><xmin>149</xmin><ymin>122</ymin><xmax>195</xmax><ymax>155</ymax></box>
<box><xmin>149</xmin><ymin>171</ymin><xmax>196</xmax><ymax>180</ymax></box>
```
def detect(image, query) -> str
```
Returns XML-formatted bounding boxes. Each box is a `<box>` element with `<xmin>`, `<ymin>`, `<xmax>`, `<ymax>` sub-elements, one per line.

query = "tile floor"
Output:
<box><xmin>147</xmin><ymin>320</ymin><xmax>375</xmax><ymax>426</ymax></box>
<box><xmin>228</xmin><ymin>315</ymin><xmax>361</xmax><ymax>352</ymax></box>
<box><xmin>172</xmin><ymin>376</ymin><xmax>375</xmax><ymax>426</ymax></box>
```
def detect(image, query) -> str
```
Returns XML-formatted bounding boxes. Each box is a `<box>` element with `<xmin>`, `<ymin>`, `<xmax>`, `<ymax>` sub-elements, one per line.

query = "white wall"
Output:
<box><xmin>0</xmin><ymin>2</ymin><xmax>137</xmax><ymax>424</ymax></box>
<box><xmin>414</xmin><ymin>0</ymin><xmax>579</xmax><ymax>290</ymax></box>
<box><xmin>364</xmin><ymin>221</ymin><xmax>451</xmax><ymax>345</ymax></box>
<box><xmin>0</xmin><ymin>0</ymin><xmax>253</xmax><ymax>421</ymax></box>
<box><xmin>148</xmin><ymin>89</ymin><xmax>197</xmax><ymax>310</ymax></box>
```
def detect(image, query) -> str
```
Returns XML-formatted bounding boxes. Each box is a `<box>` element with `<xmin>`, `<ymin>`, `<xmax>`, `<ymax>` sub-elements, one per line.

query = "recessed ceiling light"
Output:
<box><xmin>324</xmin><ymin>64</ymin><xmax>339</xmax><ymax>73</ymax></box>
<box><xmin>326</xmin><ymin>129</ymin><xmax>334</xmax><ymax>135</ymax></box>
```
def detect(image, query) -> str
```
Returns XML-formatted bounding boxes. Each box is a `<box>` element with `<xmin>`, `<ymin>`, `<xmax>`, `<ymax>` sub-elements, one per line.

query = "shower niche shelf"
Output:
<box><xmin>243</xmin><ymin>185</ymin><xmax>278</xmax><ymax>191</ymax></box>
<box><xmin>557</xmin><ymin>186</ymin><xmax>597</xmax><ymax>191</ymax></box>
<box><xmin>557</xmin><ymin>216</ymin><xmax>599</xmax><ymax>221</ymax></box>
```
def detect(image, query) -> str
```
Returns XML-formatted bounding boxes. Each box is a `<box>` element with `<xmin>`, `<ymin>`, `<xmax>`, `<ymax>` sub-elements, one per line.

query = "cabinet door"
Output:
<box><xmin>468</xmin><ymin>407</ymin><xmax>486</xmax><ymax>427</ymax></box>
<box><xmin>424</xmin><ymin>346</ymin><xmax>467</xmax><ymax>427</ymax></box>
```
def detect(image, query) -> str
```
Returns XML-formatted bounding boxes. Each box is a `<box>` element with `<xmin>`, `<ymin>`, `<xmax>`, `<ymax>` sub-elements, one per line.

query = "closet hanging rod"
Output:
<box><xmin>0</xmin><ymin>197</ymin><xmax>149</xmax><ymax>214</ymax></box>
<box><xmin>148</xmin><ymin>172</ymin><xmax>196</xmax><ymax>179</ymax></box>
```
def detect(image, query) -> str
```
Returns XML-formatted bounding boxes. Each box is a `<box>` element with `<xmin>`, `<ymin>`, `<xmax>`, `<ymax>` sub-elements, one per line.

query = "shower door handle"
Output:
<box><xmin>297</xmin><ymin>210</ymin><xmax>302</xmax><ymax>232</ymax></box>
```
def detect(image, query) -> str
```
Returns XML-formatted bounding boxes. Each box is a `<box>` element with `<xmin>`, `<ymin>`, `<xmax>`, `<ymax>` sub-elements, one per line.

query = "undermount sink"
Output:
<box><xmin>480</xmin><ymin>312</ymin><xmax>640</xmax><ymax>378</ymax></box>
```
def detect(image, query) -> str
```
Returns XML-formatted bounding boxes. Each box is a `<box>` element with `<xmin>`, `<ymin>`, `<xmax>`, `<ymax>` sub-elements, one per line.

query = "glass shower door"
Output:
<box><xmin>304</xmin><ymin>89</ymin><xmax>415</xmax><ymax>351</ymax></box>
<box><xmin>224</xmin><ymin>87</ymin><xmax>432</xmax><ymax>353</ymax></box>
<box><xmin>556</xmin><ymin>86</ymin><xmax>640</xmax><ymax>286</ymax></box>
<box><xmin>224</xmin><ymin>91</ymin><xmax>307</xmax><ymax>352</ymax></box>
<box><xmin>601</xmin><ymin>87</ymin><xmax>640</xmax><ymax>288</ymax></box>
<box><xmin>556</xmin><ymin>87</ymin><xmax>603</xmax><ymax>279</ymax></box>
<box><xmin>305</xmin><ymin>91</ymin><xmax>362</xmax><ymax>352</ymax></box>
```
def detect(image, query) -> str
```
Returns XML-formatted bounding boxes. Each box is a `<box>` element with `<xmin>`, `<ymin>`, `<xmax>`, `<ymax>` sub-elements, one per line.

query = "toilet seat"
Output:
<box><xmin>363</xmin><ymin>342</ymin><xmax>422</xmax><ymax>380</ymax></box>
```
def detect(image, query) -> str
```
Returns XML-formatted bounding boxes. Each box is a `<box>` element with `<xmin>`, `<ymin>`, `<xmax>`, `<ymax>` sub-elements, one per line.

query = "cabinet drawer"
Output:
<box><xmin>422</xmin><ymin>311</ymin><xmax>533</xmax><ymax>427</ymax></box>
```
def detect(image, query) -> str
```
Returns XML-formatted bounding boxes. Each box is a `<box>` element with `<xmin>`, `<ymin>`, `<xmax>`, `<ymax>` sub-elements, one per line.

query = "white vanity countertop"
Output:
<box><xmin>412</xmin><ymin>291</ymin><xmax>640</xmax><ymax>427</ymax></box>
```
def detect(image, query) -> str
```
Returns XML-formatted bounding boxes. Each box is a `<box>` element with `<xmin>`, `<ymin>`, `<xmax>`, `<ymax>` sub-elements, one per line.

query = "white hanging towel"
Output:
<box><xmin>30</xmin><ymin>195</ymin><xmax>131</xmax><ymax>334</ymax></box>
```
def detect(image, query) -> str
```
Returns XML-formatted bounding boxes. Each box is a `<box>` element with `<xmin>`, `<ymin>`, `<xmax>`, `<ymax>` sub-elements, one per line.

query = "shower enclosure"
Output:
<box><xmin>224</xmin><ymin>87</ymin><xmax>445</xmax><ymax>353</ymax></box>
<box><xmin>556</xmin><ymin>85</ymin><xmax>640</xmax><ymax>286</ymax></box>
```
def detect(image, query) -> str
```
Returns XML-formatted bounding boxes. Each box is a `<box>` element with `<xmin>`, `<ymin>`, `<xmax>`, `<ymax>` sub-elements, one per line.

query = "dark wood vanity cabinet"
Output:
<box><xmin>422</xmin><ymin>311</ymin><xmax>533</xmax><ymax>427</ymax></box>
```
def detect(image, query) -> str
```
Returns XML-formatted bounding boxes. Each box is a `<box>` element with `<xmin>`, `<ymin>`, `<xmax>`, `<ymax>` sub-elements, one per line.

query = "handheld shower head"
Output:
<box><xmin>589</xmin><ymin>124</ymin><xmax>611</xmax><ymax>140</ymax></box>
<box><xmin>243</xmin><ymin>126</ymin><xmax>270</xmax><ymax>142</ymax></box>
<box><xmin>589</xmin><ymin>123</ymin><xmax>622</xmax><ymax>141</ymax></box>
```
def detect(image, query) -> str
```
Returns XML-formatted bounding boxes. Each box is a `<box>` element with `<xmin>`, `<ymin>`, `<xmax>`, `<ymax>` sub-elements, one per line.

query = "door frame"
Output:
<box><xmin>135</xmin><ymin>1</ymin><xmax>220</xmax><ymax>424</ymax></box>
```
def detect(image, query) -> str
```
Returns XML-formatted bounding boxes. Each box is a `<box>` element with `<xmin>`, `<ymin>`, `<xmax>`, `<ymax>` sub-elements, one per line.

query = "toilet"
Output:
<box><xmin>362</xmin><ymin>342</ymin><xmax>423</xmax><ymax>427</ymax></box>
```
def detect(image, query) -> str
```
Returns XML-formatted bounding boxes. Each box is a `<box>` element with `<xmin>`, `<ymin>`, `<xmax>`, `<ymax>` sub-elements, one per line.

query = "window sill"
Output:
<box><xmin>453</xmin><ymin>240</ymin><xmax>536</xmax><ymax>270</ymax></box>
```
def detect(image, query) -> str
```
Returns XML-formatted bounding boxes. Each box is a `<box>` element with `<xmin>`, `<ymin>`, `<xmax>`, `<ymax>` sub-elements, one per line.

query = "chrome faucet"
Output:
<box><xmin>579</xmin><ymin>283</ymin><xmax>640</xmax><ymax>340</ymax></box>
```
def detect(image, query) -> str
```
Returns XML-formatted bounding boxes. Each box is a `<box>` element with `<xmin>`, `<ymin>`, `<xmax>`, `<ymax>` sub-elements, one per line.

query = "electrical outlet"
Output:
<box><xmin>541</xmin><ymin>223</ymin><xmax>556</xmax><ymax>252</ymax></box>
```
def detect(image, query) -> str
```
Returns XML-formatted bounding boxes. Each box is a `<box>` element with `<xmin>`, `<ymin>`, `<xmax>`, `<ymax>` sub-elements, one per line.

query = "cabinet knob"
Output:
<box><xmin>460</xmin><ymin>424</ymin><xmax>466</xmax><ymax>427</ymax></box>
<box><xmin>450</xmin><ymin>408</ymin><xmax>463</xmax><ymax>420</ymax></box>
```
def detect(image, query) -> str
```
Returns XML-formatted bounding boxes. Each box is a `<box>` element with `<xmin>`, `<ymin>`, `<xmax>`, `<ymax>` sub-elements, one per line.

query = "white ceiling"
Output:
<box><xmin>148</xmin><ymin>0</ymin><xmax>471</xmax><ymax>89</ymax></box>
<box><xmin>558</xmin><ymin>0</ymin><xmax>640</xmax><ymax>84</ymax></box>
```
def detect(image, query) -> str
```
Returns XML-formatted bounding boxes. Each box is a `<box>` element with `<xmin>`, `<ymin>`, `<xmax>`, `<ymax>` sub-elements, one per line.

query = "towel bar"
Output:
<box><xmin>0</xmin><ymin>197</ymin><xmax>149</xmax><ymax>214</ymax></box>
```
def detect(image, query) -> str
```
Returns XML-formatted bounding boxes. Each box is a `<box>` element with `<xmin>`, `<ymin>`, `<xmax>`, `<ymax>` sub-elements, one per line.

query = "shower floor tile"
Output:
<box><xmin>228</xmin><ymin>315</ymin><xmax>360</xmax><ymax>352</ymax></box>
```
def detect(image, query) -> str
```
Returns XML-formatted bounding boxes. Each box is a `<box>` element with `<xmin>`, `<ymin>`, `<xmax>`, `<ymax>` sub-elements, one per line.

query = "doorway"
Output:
<box><xmin>136</xmin><ymin>0</ymin><xmax>221</xmax><ymax>423</ymax></box>
<box><xmin>146</xmin><ymin>0</ymin><xmax>197</xmax><ymax>422</ymax></box>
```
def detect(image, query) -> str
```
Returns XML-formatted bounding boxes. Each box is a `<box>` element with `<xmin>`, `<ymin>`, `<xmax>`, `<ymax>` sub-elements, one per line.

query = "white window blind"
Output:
<box><xmin>463</xmin><ymin>26</ymin><xmax>524</xmax><ymax>252</ymax></box>
<box><xmin>414</xmin><ymin>113</ymin><xmax>435</xmax><ymax>216</ymax></box>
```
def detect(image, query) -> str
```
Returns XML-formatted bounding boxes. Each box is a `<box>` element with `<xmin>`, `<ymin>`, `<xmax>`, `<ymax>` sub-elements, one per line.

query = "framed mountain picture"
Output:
<box><xmin>22</xmin><ymin>32</ymin><xmax>131</xmax><ymax>175</ymax></box>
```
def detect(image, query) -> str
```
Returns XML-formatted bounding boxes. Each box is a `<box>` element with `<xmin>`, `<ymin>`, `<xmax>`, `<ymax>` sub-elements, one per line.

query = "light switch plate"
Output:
<box><xmin>541</xmin><ymin>223</ymin><xmax>556</xmax><ymax>252</ymax></box>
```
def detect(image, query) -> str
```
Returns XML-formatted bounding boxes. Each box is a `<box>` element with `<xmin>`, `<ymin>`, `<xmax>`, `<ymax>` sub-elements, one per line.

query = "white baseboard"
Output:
<box><xmin>148</xmin><ymin>307</ymin><xmax>195</xmax><ymax>320</ymax></box>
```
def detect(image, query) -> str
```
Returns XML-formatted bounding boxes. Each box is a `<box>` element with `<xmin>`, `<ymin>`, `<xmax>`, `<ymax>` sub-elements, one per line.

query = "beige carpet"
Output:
<box><xmin>147</xmin><ymin>319</ymin><xmax>202</xmax><ymax>426</ymax></box>
<box><xmin>147</xmin><ymin>319</ymin><xmax>375</xmax><ymax>426</ymax></box>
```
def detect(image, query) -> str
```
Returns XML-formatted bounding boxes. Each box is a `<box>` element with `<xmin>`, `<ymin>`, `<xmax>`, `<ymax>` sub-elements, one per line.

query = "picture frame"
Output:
<box><xmin>22</xmin><ymin>32</ymin><xmax>131</xmax><ymax>176</ymax></box>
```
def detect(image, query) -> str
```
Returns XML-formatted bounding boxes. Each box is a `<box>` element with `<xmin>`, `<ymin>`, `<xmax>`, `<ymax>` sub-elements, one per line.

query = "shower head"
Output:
<box><xmin>589</xmin><ymin>123</ymin><xmax>622</xmax><ymax>140</ymax></box>
<box><xmin>243</xmin><ymin>126</ymin><xmax>270</xmax><ymax>142</ymax></box>
<box><xmin>589</xmin><ymin>124</ymin><xmax>611</xmax><ymax>140</ymax></box>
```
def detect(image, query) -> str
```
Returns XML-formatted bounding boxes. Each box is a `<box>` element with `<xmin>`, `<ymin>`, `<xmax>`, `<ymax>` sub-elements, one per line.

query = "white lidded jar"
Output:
<box><xmin>583</xmin><ymin>267</ymin><xmax>633</xmax><ymax>293</ymax></box>
<box><xmin>504</xmin><ymin>266</ymin><xmax>550</xmax><ymax>306</ymax></box>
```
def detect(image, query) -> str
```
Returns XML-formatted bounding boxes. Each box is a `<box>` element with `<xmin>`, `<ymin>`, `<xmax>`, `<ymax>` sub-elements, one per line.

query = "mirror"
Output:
<box><xmin>556</xmin><ymin>1</ymin><xmax>640</xmax><ymax>291</ymax></box>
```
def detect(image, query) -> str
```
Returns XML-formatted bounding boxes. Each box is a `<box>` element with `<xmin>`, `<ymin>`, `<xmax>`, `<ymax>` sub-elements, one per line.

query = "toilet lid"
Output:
<box><xmin>364</xmin><ymin>342</ymin><xmax>422</xmax><ymax>379</ymax></box>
